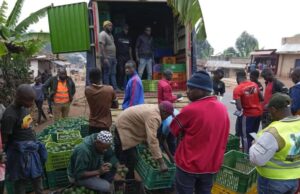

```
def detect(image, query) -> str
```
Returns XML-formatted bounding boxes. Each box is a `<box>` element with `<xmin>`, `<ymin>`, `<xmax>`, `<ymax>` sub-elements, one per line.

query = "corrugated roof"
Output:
<box><xmin>277</xmin><ymin>44</ymin><xmax>300</xmax><ymax>54</ymax></box>
<box><xmin>250</xmin><ymin>50</ymin><xmax>275</xmax><ymax>56</ymax></box>
<box><xmin>206</xmin><ymin>60</ymin><xmax>245</xmax><ymax>69</ymax></box>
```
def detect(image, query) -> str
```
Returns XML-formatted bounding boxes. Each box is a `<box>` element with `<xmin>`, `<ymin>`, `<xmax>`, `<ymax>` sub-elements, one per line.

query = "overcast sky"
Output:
<box><xmin>3</xmin><ymin>0</ymin><xmax>300</xmax><ymax>53</ymax></box>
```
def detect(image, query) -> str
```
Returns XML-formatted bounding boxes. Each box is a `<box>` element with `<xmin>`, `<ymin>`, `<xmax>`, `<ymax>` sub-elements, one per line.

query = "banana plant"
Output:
<box><xmin>167</xmin><ymin>0</ymin><xmax>206</xmax><ymax>40</ymax></box>
<box><xmin>0</xmin><ymin>0</ymin><xmax>50</xmax><ymax>57</ymax></box>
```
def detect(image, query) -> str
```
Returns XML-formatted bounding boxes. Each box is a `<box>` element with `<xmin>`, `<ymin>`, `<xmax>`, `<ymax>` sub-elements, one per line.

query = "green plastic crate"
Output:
<box><xmin>47</xmin><ymin>169</ymin><xmax>69</xmax><ymax>189</ymax></box>
<box><xmin>5</xmin><ymin>177</ymin><xmax>48</xmax><ymax>194</ymax></box>
<box><xmin>135</xmin><ymin>146</ymin><xmax>175</xmax><ymax>190</ymax></box>
<box><xmin>45</xmin><ymin>139</ymin><xmax>82</xmax><ymax>171</ymax></box>
<box><xmin>226</xmin><ymin>134</ymin><xmax>240</xmax><ymax>152</ymax></box>
<box><xmin>215</xmin><ymin>151</ymin><xmax>257</xmax><ymax>193</ymax></box>
<box><xmin>56</xmin><ymin>130</ymin><xmax>82</xmax><ymax>143</ymax></box>
<box><xmin>142</xmin><ymin>80</ymin><xmax>158</xmax><ymax>92</ymax></box>
<box><xmin>162</xmin><ymin>64</ymin><xmax>186</xmax><ymax>72</ymax></box>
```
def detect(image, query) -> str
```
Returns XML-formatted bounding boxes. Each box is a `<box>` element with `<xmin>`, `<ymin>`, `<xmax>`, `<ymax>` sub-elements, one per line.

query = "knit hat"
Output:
<box><xmin>160</xmin><ymin>101</ymin><xmax>174</xmax><ymax>116</ymax></box>
<box><xmin>103</xmin><ymin>20</ymin><xmax>112</xmax><ymax>27</ymax></box>
<box><xmin>97</xmin><ymin>131</ymin><xmax>113</xmax><ymax>144</ymax></box>
<box><xmin>268</xmin><ymin>93</ymin><xmax>291</xmax><ymax>110</ymax></box>
<box><xmin>187</xmin><ymin>70</ymin><xmax>213</xmax><ymax>92</ymax></box>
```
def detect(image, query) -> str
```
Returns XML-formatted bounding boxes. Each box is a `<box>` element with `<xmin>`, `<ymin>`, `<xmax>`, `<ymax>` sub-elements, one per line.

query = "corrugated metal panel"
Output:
<box><xmin>48</xmin><ymin>3</ymin><xmax>90</xmax><ymax>53</ymax></box>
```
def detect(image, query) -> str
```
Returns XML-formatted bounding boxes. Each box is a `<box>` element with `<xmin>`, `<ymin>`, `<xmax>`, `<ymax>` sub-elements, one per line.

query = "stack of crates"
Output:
<box><xmin>142</xmin><ymin>80</ymin><xmax>158</xmax><ymax>92</ymax></box>
<box><xmin>214</xmin><ymin>150</ymin><xmax>258</xmax><ymax>194</ymax></box>
<box><xmin>152</xmin><ymin>64</ymin><xmax>162</xmax><ymax>80</ymax></box>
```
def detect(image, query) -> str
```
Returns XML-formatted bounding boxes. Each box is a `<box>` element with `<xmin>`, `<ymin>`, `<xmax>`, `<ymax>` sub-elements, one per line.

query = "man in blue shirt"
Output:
<box><xmin>32</xmin><ymin>77</ymin><xmax>47</xmax><ymax>125</ymax></box>
<box><xmin>122</xmin><ymin>60</ymin><xmax>144</xmax><ymax>110</ymax></box>
<box><xmin>290</xmin><ymin>68</ymin><xmax>300</xmax><ymax>115</ymax></box>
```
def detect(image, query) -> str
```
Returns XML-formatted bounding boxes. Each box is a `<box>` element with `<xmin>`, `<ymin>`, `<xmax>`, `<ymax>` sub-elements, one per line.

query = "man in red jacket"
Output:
<box><xmin>157</xmin><ymin>69</ymin><xmax>182</xmax><ymax>104</ymax></box>
<box><xmin>170</xmin><ymin>71</ymin><xmax>230</xmax><ymax>194</ymax></box>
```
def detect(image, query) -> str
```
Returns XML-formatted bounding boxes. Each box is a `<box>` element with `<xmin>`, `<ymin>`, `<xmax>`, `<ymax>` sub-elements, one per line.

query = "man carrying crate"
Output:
<box><xmin>250</xmin><ymin>93</ymin><xmax>300</xmax><ymax>194</ymax></box>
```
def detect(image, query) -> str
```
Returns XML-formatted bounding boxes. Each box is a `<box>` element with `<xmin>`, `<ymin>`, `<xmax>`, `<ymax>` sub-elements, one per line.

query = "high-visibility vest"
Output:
<box><xmin>256</xmin><ymin>118</ymin><xmax>300</xmax><ymax>179</ymax></box>
<box><xmin>54</xmin><ymin>80</ymin><xmax>69</xmax><ymax>104</ymax></box>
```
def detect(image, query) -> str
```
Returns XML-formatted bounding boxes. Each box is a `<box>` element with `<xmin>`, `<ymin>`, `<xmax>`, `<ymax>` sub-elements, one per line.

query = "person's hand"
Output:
<box><xmin>99</xmin><ymin>163</ymin><xmax>112</xmax><ymax>175</ymax></box>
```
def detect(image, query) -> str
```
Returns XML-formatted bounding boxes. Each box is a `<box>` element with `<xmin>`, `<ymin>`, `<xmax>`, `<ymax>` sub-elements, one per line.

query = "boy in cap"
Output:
<box><xmin>115</xmin><ymin>101</ymin><xmax>174</xmax><ymax>179</ymax></box>
<box><xmin>250</xmin><ymin>93</ymin><xmax>300</xmax><ymax>194</ymax></box>
<box><xmin>99</xmin><ymin>20</ymin><xmax>119</xmax><ymax>91</ymax></box>
<box><xmin>170</xmin><ymin>71</ymin><xmax>230</xmax><ymax>194</ymax></box>
<box><xmin>68</xmin><ymin>131</ymin><xmax>123</xmax><ymax>193</ymax></box>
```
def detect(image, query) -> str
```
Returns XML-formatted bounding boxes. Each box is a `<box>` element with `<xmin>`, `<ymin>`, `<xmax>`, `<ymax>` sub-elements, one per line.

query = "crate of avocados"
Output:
<box><xmin>135</xmin><ymin>145</ymin><xmax>175</xmax><ymax>190</ymax></box>
<box><xmin>61</xmin><ymin>185</ymin><xmax>97</xmax><ymax>194</ymax></box>
<box><xmin>46</xmin><ymin>169</ymin><xmax>69</xmax><ymax>189</ymax></box>
<box><xmin>215</xmin><ymin>151</ymin><xmax>257</xmax><ymax>193</ymax></box>
<box><xmin>56</xmin><ymin>130</ymin><xmax>82</xmax><ymax>143</ymax></box>
<box><xmin>226</xmin><ymin>134</ymin><xmax>240</xmax><ymax>153</ymax></box>
<box><xmin>45</xmin><ymin>139</ymin><xmax>82</xmax><ymax>172</ymax></box>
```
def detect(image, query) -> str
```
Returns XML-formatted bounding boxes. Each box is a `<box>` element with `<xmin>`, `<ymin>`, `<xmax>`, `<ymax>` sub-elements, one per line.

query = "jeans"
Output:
<box><xmin>175</xmin><ymin>168</ymin><xmax>214</xmax><ymax>194</ymax></box>
<box><xmin>77</xmin><ymin>176</ymin><xmax>111</xmax><ymax>193</ymax></box>
<box><xmin>117</xmin><ymin>55</ymin><xmax>130</xmax><ymax>89</ymax></box>
<box><xmin>102</xmin><ymin>57</ymin><xmax>118</xmax><ymax>89</ymax></box>
<box><xmin>46</xmin><ymin>96</ymin><xmax>53</xmax><ymax>114</ymax></box>
<box><xmin>35</xmin><ymin>100</ymin><xmax>47</xmax><ymax>123</ymax></box>
<box><xmin>14</xmin><ymin>177</ymin><xmax>43</xmax><ymax>194</ymax></box>
<box><xmin>114</xmin><ymin>129</ymin><xmax>137</xmax><ymax>179</ymax></box>
<box><xmin>258</xmin><ymin>175</ymin><xmax>298</xmax><ymax>194</ymax></box>
<box><xmin>53</xmin><ymin>102</ymin><xmax>70</xmax><ymax>121</ymax></box>
<box><xmin>138</xmin><ymin>58</ymin><xmax>152</xmax><ymax>80</ymax></box>
<box><xmin>236</xmin><ymin>115</ymin><xmax>261</xmax><ymax>153</ymax></box>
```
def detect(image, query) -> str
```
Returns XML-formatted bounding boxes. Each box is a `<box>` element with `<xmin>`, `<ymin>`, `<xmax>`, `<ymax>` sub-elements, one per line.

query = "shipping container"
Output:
<box><xmin>47</xmin><ymin>0</ymin><xmax>200</xmax><ymax>84</ymax></box>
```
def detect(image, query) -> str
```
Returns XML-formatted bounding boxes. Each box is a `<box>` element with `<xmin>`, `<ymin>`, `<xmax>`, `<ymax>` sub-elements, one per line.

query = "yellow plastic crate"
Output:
<box><xmin>212</xmin><ymin>183</ymin><xmax>257</xmax><ymax>194</ymax></box>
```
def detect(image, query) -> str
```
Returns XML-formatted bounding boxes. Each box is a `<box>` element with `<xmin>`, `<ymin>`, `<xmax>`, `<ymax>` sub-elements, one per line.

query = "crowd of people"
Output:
<box><xmin>0</xmin><ymin>26</ymin><xmax>300</xmax><ymax>193</ymax></box>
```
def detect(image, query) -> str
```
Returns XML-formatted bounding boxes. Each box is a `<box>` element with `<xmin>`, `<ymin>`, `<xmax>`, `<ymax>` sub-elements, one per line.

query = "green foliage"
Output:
<box><xmin>167</xmin><ymin>0</ymin><xmax>206</xmax><ymax>40</ymax></box>
<box><xmin>6</xmin><ymin>0</ymin><xmax>24</xmax><ymax>27</ymax></box>
<box><xmin>223</xmin><ymin>47</ymin><xmax>239</xmax><ymax>57</ymax></box>
<box><xmin>235</xmin><ymin>31</ymin><xmax>258</xmax><ymax>57</ymax></box>
<box><xmin>197</xmin><ymin>40</ymin><xmax>214</xmax><ymax>59</ymax></box>
<box><xmin>0</xmin><ymin>0</ymin><xmax>8</xmax><ymax>24</ymax></box>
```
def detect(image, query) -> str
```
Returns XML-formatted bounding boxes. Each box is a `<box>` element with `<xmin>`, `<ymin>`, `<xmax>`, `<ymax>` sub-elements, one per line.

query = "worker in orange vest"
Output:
<box><xmin>44</xmin><ymin>68</ymin><xmax>76</xmax><ymax>121</ymax></box>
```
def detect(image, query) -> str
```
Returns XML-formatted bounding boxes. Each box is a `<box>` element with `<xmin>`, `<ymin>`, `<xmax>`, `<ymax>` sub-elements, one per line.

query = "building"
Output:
<box><xmin>277</xmin><ymin>35</ymin><xmax>300</xmax><ymax>77</ymax></box>
<box><xmin>250</xmin><ymin>49</ymin><xmax>278</xmax><ymax>74</ymax></box>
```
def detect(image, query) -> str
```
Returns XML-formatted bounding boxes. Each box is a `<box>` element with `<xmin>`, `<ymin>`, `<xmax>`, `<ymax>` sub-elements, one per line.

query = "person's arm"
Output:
<box><xmin>129</xmin><ymin>47</ymin><xmax>133</xmax><ymax>60</ymax></box>
<box><xmin>70</xmin><ymin>78</ymin><xmax>76</xmax><ymax>101</ymax></box>
<box><xmin>170</xmin><ymin>108</ymin><xmax>190</xmax><ymax>137</ymax></box>
<box><xmin>43</xmin><ymin>77</ymin><xmax>51</xmax><ymax>96</ymax></box>
<box><xmin>220</xmin><ymin>82</ymin><xmax>226</xmax><ymax>96</ymax></box>
<box><xmin>122</xmin><ymin>81</ymin><xmax>131</xmax><ymax>110</ymax></box>
<box><xmin>159</xmin><ymin>133</ymin><xmax>174</xmax><ymax>163</ymax></box>
<box><xmin>233</xmin><ymin>87</ymin><xmax>242</xmax><ymax>111</ymax></box>
<box><xmin>277</xmin><ymin>80</ymin><xmax>289</xmax><ymax>94</ymax></box>
<box><xmin>129</xmin><ymin>79</ymin><xmax>144</xmax><ymax>107</ymax></box>
<box><xmin>249</xmin><ymin>131</ymin><xmax>279</xmax><ymax>166</ymax></box>
<box><xmin>235</xmin><ymin>99</ymin><xmax>242</xmax><ymax>111</ymax></box>
<box><xmin>103</xmin><ymin>147</ymin><xmax>119</xmax><ymax>168</ymax></box>
<box><xmin>1</xmin><ymin>115</ymin><xmax>16</xmax><ymax>146</ymax></box>
<box><xmin>111</xmin><ymin>91</ymin><xmax>119</xmax><ymax>109</ymax></box>
<box><xmin>135</xmin><ymin>37</ymin><xmax>141</xmax><ymax>61</ymax></box>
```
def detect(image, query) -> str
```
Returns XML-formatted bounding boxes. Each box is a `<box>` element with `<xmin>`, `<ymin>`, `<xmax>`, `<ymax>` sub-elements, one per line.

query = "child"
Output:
<box><xmin>213</xmin><ymin>69</ymin><xmax>226</xmax><ymax>99</ymax></box>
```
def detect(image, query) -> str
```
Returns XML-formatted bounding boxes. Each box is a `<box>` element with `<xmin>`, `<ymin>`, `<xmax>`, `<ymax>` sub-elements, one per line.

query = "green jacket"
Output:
<box><xmin>67</xmin><ymin>134</ymin><xmax>118</xmax><ymax>180</ymax></box>
<box><xmin>43</xmin><ymin>76</ymin><xmax>76</xmax><ymax>102</ymax></box>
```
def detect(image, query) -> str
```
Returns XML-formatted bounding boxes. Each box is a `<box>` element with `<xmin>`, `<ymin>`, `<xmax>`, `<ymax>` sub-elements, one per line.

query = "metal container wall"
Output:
<box><xmin>48</xmin><ymin>3</ymin><xmax>90</xmax><ymax>53</ymax></box>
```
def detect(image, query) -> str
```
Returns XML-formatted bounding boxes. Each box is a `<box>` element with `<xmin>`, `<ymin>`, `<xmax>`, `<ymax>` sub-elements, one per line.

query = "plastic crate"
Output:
<box><xmin>142</xmin><ymin>80</ymin><xmax>158</xmax><ymax>92</ymax></box>
<box><xmin>226</xmin><ymin>134</ymin><xmax>240</xmax><ymax>152</ymax></box>
<box><xmin>6</xmin><ymin>177</ymin><xmax>48</xmax><ymax>194</ymax></box>
<box><xmin>162</xmin><ymin>57</ymin><xmax>176</xmax><ymax>64</ymax></box>
<box><xmin>153</xmin><ymin>64</ymin><xmax>161</xmax><ymax>73</ymax></box>
<box><xmin>215</xmin><ymin>151</ymin><xmax>257</xmax><ymax>193</ymax></box>
<box><xmin>61</xmin><ymin>185</ymin><xmax>97</xmax><ymax>194</ymax></box>
<box><xmin>152</xmin><ymin>73</ymin><xmax>162</xmax><ymax>80</ymax></box>
<box><xmin>162</xmin><ymin>64</ymin><xmax>186</xmax><ymax>73</ymax></box>
<box><xmin>113</xmin><ymin>180</ymin><xmax>144</xmax><ymax>194</ymax></box>
<box><xmin>56</xmin><ymin>130</ymin><xmax>82</xmax><ymax>143</ymax></box>
<box><xmin>212</xmin><ymin>183</ymin><xmax>258</xmax><ymax>194</ymax></box>
<box><xmin>47</xmin><ymin>169</ymin><xmax>69</xmax><ymax>189</ymax></box>
<box><xmin>45</xmin><ymin>139</ymin><xmax>82</xmax><ymax>172</ymax></box>
<box><xmin>172</xmin><ymin>72</ymin><xmax>186</xmax><ymax>81</ymax></box>
<box><xmin>135</xmin><ymin>146</ymin><xmax>175</xmax><ymax>190</ymax></box>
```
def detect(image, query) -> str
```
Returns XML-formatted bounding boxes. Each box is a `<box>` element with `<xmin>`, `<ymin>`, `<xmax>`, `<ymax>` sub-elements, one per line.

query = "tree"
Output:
<box><xmin>197</xmin><ymin>40</ymin><xmax>214</xmax><ymax>59</ymax></box>
<box><xmin>167</xmin><ymin>0</ymin><xmax>206</xmax><ymax>40</ymax></box>
<box><xmin>223</xmin><ymin>47</ymin><xmax>239</xmax><ymax>57</ymax></box>
<box><xmin>0</xmin><ymin>0</ymin><xmax>50</xmax><ymax>105</ymax></box>
<box><xmin>235</xmin><ymin>31</ymin><xmax>258</xmax><ymax>57</ymax></box>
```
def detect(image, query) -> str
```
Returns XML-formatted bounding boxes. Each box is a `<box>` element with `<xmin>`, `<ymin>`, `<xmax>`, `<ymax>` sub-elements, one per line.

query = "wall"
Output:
<box><xmin>278</xmin><ymin>54</ymin><xmax>300</xmax><ymax>77</ymax></box>
<box><xmin>282</xmin><ymin>35</ymin><xmax>300</xmax><ymax>45</ymax></box>
<box><xmin>29</xmin><ymin>60</ymin><xmax>39</xmax><ymax>77</ymax></box>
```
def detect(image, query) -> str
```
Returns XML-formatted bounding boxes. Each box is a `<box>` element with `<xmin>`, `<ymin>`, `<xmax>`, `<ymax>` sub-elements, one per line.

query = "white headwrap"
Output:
<box><xmin>97</xmin><ymin>131</ymin><xmax>113</xmax><ymax>144</ymax></box>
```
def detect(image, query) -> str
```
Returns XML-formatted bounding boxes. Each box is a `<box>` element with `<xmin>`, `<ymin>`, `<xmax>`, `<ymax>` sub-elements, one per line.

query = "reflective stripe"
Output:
<box><xmin>269</xmin><ymin>158</ymin><xmax>300</xmax><ymax>168</ymax></box>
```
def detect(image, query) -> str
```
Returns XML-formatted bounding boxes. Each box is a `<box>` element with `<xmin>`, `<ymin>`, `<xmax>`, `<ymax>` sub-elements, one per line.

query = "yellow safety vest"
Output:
<box><xmin>257</xmin><ymin>118</ymin><xmax>300</xmax><ymax>179</ymax></box>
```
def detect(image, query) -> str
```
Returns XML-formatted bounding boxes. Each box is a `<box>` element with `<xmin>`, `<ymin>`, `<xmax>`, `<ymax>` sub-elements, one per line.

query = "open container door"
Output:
<box><xmin>47</xmin><ymin>2</ymin><xmax>91</xmax><ymax>53</ymax></box>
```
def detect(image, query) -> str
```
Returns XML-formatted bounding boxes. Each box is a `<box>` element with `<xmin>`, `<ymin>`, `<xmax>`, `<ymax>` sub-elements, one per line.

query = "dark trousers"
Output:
<box><xmin>14</xmin><ymin>177</ymin><xmax>43</xmax><ymax>194</ymax></box>
<box><xmin>236</xmin><ymin>115</ymin><xmax>261</xmax><ymax>153</ymax></box>
<box><xmin>35</xmin><ymin>100</ymin><xmax>47</xmax><ymax>123</ymax></box>
<box><xmin>114</xmin><ymin>129</ymin><xmax>137</xmax><ymax>179</ymax></box>
<box><xmin>88</xmin><ymin>126</ymin><xmax>109</xmax><ymax>135</ymax></box>
<box><xmin>0</xmin><ymin>181</ymin><xmax>4</xmax><ymax>194</ymax></box>
<box><xmin>175</xmin><ymin>168</ymin><xmax>214</xmax><ymax>194</ymax></box>
<box><xmin>45</xmin><ymin>96</ymin><xmax>53</xmax><ymax>114</ymax></box>
<box><xmin>117</xmin><ymin>55</ymin><xmax>130</xmax><ymax>89</ymax></box>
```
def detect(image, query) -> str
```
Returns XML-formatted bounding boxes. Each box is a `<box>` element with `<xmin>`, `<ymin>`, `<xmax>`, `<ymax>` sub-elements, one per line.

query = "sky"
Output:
<box><xmin>3</xmin><ymin>0</ymin><xmax>300</xmax><ymax>53</ymax></box>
